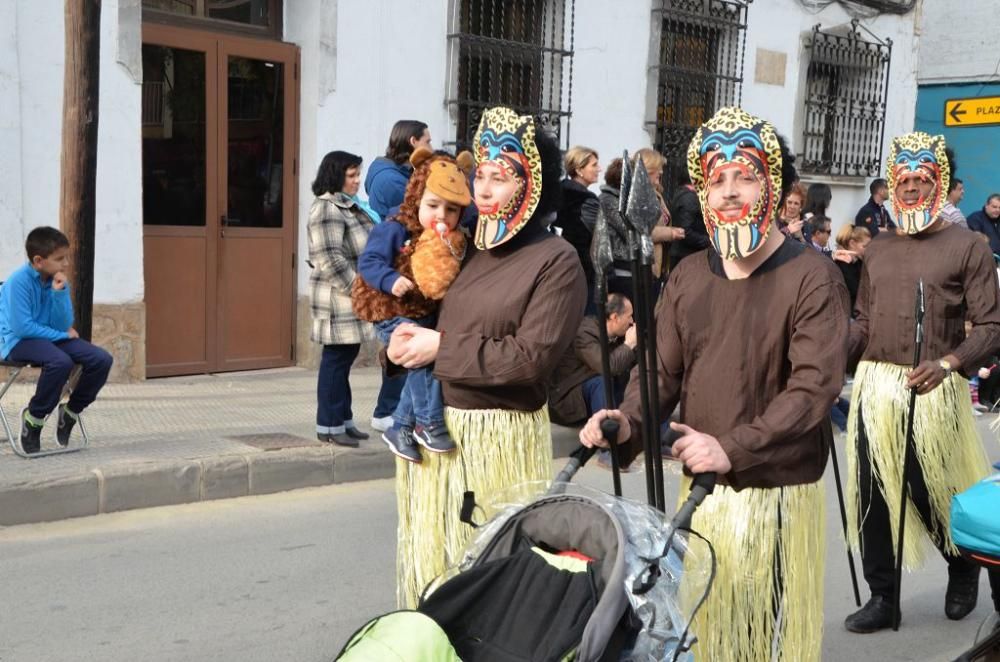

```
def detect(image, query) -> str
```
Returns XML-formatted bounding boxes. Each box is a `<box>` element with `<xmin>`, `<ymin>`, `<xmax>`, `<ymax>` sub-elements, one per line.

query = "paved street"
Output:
<box><xmin>2</xmin><ymin>442</ymin><xmax>998</xmax><ymax>662</ymax></box>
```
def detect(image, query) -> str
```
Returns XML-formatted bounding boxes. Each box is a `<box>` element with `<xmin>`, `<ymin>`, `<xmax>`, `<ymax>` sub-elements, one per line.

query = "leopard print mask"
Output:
<box><xmin>472</xmin><ymin>107</ymin><xmax>543</xmax><ymax>250</ymax></box>
<box><xmin>687</xmin><ymin>107</ymin><xmax>782</xmax><ymax>260</ymax></box>
<box><xmin>887</xmin><ymin>132</ymin><xmax>950</xmax><ymax>235</ymax></box>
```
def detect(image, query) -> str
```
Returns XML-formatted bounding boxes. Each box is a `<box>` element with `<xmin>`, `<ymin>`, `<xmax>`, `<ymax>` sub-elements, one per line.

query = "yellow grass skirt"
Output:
<box><xmin>680</xmin><ymin>478</ymin><xmax>825</xmax><ymax>662</ymax></box>
<box><xmin>395</xmin><ymin>405</ymin><xmax>552</xmax><ymax>609</ymax></box>
<box><xmin>846</xmin><ymin>360</ymin><xmax>990</xmax><ymax>567</ymax></box>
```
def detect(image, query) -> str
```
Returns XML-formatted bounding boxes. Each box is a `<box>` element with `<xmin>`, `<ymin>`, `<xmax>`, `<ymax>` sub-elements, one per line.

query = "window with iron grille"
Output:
<box><xmin>446</xmin><ymin>0</ymin><xmax>575</xmax><ymax>149</ymax></box>
<box><xmin>800</xmin><ymin>22</ymin><xmax>892</xmax><ymax>178</ymax></box>
<box><xmin>649</xmin><ymin>0</ymin><xmax>749</xmax><ymax>191</ymax></box>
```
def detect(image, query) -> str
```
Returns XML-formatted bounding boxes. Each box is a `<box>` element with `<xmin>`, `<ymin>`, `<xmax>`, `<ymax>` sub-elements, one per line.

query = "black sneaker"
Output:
<box><xmin>945</xmin><ymin>563</ymin><xmax>980</xmax><ymax>621</ymax></box>
<box><xmin>56</xmin><ymin>404</ymin><xmax>78</xmax><ymax>448</ymax></box>
<box><xmin>19</xmin><ymin>408</ymin><xmax>42</xmax><ymax>455</ymax></box>
<box><xmin>382</xmin><ymin>427</ymin><xmax>422</xmax><ymax>463</ymax></box>
<box><xmin>343</xmin><ymin>426</ymin><xmax>369</xmax><ymax>441</ymax></box>
<box><xmin>317</xmin><ymin>432</ymin><xmax>331</xmax><ymax>443</ymax></box>
<box><xmin>845</xmin><ymin>595</ymin><xmax>898</xmax><ymax>633</ymax></box>
<box><xmin>414</xmin><ymin>424</ymin><xmax>457</xmax><ymax>454</ymax></box>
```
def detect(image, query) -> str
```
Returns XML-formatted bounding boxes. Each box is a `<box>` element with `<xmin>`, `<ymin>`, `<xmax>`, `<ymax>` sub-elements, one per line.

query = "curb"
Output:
<box><xmin>0</xmin><ymin>426</ymin><xmax>583</xmax><ymax>527</ymax></box>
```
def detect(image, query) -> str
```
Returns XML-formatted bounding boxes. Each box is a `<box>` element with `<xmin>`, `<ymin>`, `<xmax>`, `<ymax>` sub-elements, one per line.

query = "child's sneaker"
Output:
<box><xmin>382</xmin><ymin>426</ymin><xmax>422</xmax><ymax>463</ymax></box>
<box><xmin>414</xmin><ymin>424</ymin><xmax>457</xmax><ymax>454</ymax></box>
<box><xmin>18</xmin><ymin>407</ymin><xmax>42</xmax><ymax>454</ymax></box>
<box><xmin>56</xmin><ymin>404</ymin><xmax>78</xmax><ymax>447</ymax></box>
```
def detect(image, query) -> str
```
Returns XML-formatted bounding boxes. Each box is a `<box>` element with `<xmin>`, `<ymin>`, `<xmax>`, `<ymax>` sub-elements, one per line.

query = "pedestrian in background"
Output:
<box><xmin>940</xmin><ymin>178</ymin><xmax>968</xmax><ymax>229</ymax></box>
<box><xmin>597</xmin><ymin>158</ymin><xmax>633</xmax><ymax>295</ymax></box>
<box><xmin>777</xmin><ymin>181</ymin><xmax>807</xmax><ymax>243</ymax></box>
<box><xmin>308</xmin><ymin>151</ymin><xmax>374</xmax><ymax>447</ymax></box>
<box><xmin>854</xmin><ymin>178</ymin><xmax>895</xmax><ymax>237</ymax></box>
<box><xmin>556</xmin><ymin>145</ymin><xmax>601</xmax><ymax>313</ymax></box>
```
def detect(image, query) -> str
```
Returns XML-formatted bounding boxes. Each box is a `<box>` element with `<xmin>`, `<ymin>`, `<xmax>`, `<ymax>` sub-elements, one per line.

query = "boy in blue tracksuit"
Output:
<box><xmin>0</xmin><ymin>227</ymin><xmax>113</xmax><ymax>453</ymax></box>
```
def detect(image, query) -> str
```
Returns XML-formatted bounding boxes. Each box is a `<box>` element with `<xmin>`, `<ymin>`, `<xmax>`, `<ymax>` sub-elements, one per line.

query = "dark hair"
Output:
<box><xmin>674</xmin><ymin>165</ymin><xmax>692</xmax><ymax>188</ymax></box>
<box><xmin>949</xmin><ymin>177</ymin><xmax>964</xmax><ymax>194</ymax></box>
<box><xmin>606</xmin><ymin>293</ymin><xmax>630</xmax><ymax>319</ymax></box>
<box><xmin>385</xmin><ymin>120</ymin><xmax>429</xmax><ymax>165</ymax></box>
<box><xmin>803</xmin><ymin>182</ymin><xmax>832</xmax><ymax>217</ymax></box>
<box><xmin>988</xmin><ymin>193</ymin><xmax>1000</xmax><ymax>206</ymax></box>
<box><xmin>25</xmin><ymin>226</ymin><xmax>70</xmax><ymax>260</ymax></box>
<box><xmin>775</xmin><ymin>133</ymin><xmax>799</xmax><ymax>209</ymax></box>
<box><xmin>534</xmin><ymin>127</ymin><xmax>564</xmax><ymax>218</ymax></box>
<box><xmin>869</xmin><ymin>178</ymin><xmax>887</xmax><ymax>196</ymax></box>
<box><xmin>605</xmin><ymin>158</ymin><xmax>623</xmax><ymax>189</ymax></box>
<box><xmin>945</xmin><ymin>147</ymin><xmax>957</xmax><ymax>180</ymax></box>
<box><xmin>311</xmin><ymin>151</ymin><xmax>363</xmax><ymax>196</ymax></box>
<box><xmin>810</xmin><ymin>214</ymin><xmax>832</xmax><ymax>232</ymax></box>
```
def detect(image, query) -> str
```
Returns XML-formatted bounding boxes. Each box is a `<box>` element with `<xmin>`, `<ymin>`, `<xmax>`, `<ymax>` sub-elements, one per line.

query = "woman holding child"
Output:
<box><xmin>385</xmin><ymin>107</ymin><xmax>586</xmax><ymax>608</ymax></box>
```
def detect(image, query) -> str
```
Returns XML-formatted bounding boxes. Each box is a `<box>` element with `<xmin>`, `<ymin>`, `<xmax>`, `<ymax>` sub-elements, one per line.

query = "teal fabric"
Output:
<box><xmin>338</xmin><ymin>611</ymin><xmax>461</xmax><ymax>662</ymax></box>
<box><xmin>951</xmin><ymin>473</ymin><xmax>1000</xmax><ymax>556</ymax></box>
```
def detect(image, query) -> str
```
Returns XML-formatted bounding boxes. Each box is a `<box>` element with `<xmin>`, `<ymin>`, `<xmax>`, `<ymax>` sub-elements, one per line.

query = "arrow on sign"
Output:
<box><xmin>949</xmin><ymin>102</ymin><xmax>967</xmax><ymax>124</ymax></box>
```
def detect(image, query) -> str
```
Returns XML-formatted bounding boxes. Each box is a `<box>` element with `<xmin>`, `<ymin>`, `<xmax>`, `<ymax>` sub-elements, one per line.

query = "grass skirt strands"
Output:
<box><xmin>846</xmin><ymin>361</ymin><xmax>991</xmax><ymax>567</ymax></box>
<box><xmin>679</xmin><ymin>478</ymin><xmax>825</xmax><ymax>662</ymax></box>
<box><xmin>395</xmin><ymin>405</ymin><xmax>553</xmax><ymax>609</ymax></box>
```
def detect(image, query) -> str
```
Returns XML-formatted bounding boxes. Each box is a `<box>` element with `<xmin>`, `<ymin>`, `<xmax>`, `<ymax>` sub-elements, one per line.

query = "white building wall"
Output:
<box><xmin>0</xmin><ymin>0</ymin><xmax>143</xmax><ymax>303</ymax></box>
<box><xmin>0</xmin><ymin>0</ymin><xmax>25</xmax><ymax>277</ymax></box>
<box><xmin>542</xmin><ymin>0</ymin><xmax>919</xmax><ymax>238</ymax></box>
<box><xmin>287</xmin><ymin>0</ymin><xmax>454</xmax><ymax>293</ymax></box>
<box><xmin>739</xmin><ymin>0</ymin><xmax>918</xmax><ymax>234</ymax></box>
<box><xmin>917</xmin><ymin>0</ymin><xmax>1000</xmax><ymax>83</ymax></box>
<box><xmin>567</xmin><ymin>0</ymin><xmax>659</xmax><ymax>170</ymax></box>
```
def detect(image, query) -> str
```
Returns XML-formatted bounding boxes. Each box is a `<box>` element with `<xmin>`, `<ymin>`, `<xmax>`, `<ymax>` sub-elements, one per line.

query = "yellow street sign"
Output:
<box><xmin>944</xmin><ymin>97</ymin><xmax>1000</xmax><ymax>127</ymax></box>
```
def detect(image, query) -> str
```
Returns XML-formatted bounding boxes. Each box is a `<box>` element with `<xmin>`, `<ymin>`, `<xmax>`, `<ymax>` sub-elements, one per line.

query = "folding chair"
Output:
<box><xmin>0</xmin><ymin>359</ymin><xmax>90</xmax><ymax>458</ymax></box>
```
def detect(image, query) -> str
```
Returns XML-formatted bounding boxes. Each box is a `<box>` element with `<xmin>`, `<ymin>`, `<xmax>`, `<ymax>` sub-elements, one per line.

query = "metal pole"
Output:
<box><xmin>893</xmin><ymin>279</ymin><xmax>925</xmax><ymax>631</ymax></box>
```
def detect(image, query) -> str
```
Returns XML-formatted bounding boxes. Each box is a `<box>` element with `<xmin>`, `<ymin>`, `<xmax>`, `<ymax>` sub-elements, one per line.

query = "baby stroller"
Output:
<box><xmin>334</xmin><ymin>447</ymin><xmax>717</xmax><ymax>662</ymax></box>
<box><xmin>950</xmin><ymin>465</ymin><xmax>1000</xmax><ymax>662</ymax></box>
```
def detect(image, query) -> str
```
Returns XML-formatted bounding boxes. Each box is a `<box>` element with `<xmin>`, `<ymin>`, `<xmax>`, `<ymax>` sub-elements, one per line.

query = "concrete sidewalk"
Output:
<box><xmin>0</xmin><ymin>366</ymin><xmax>581</xmax><ymax>527</ymax></box>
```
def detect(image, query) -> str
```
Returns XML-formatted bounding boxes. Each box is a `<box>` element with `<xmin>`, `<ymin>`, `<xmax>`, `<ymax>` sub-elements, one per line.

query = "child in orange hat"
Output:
<box><xmin>353</xmin><ymin>148</ymin><xmax>473</xmax><ymax>463</ymax></box>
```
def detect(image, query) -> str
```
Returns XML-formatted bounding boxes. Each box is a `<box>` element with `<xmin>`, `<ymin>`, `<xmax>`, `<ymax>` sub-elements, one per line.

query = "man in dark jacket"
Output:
<box><xmin>966</xmin><ymin>193</ymin><xmax>1000</xmax><ymax>257</ymax></box>
<box><xmin>667</xmin><ymin>169</ymin><xmax>710</xmax><ymax>267</ymax></box>
<box><xmin>854</xmin><ymin>178</ymin><xmax>895</xmax><ymax>237</ymax></box>
<box><xmin>548</xmin><ymin>293</ymin><xmax>635</xmax><ymax>426</ymax></box>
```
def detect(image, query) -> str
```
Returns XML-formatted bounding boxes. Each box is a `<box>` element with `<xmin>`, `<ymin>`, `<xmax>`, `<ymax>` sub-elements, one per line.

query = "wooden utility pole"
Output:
<box><xmin>59</xmin><ymin>0</ymin><xmax>102</xmax><ymax>341</ymax></box>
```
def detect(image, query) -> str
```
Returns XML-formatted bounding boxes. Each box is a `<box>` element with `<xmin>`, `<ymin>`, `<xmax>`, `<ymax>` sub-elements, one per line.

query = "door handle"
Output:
<box><xmin>220</xmin><ymin>214</ymin><xmax>227</xmax><ymax>238</ymax></box>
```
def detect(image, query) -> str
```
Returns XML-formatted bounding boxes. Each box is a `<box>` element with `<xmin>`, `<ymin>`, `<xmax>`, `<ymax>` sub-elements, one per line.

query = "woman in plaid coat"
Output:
<box><xmin>308</xmin><ymin>151</ymin><xmax>375</xmax><ymax>447</ymax></box>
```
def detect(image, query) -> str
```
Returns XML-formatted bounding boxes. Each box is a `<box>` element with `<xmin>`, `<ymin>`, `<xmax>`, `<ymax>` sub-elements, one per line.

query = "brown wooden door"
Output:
<box><xmin>142</xmin><ymin>24</ymin><xmax>298</xmax><ymax>377</ymax></box>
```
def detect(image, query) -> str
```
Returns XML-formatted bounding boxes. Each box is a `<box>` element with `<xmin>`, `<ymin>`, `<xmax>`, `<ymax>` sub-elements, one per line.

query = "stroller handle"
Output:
<box><xmin>552</xmin><ymin>444</ymin><xmax>598</xmax><ymax>486</ymax></box>
<box><xmin>670</xmin><ymin>472</ymin><xmax>717</xmax><ymax>530</ymax></box>
<box><xmin>553</xmin><ymin>419</ymin><xmax>622</xmax><ymax>485</ymax></box>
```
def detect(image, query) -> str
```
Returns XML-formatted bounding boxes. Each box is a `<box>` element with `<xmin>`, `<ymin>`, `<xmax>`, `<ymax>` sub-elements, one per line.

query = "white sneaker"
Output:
<box><xmin>370</xmin><ymin>415</ymin><xmax>394</xmax><ymax>432</ymax></box>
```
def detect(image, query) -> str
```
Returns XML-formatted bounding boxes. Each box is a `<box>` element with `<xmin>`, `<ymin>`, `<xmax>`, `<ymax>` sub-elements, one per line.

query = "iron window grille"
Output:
<box><xmin>649</xmin><ymin>0</ymin><xmax>750</xmax><ymax>192</ymax></box>
<box><xmin>446</xmin><ymin>0</ymin><xmax>576</xmax><ymax>149</ymax></box>
<box><xmin>800</xmin><ymin>21</ymin><xmax>892</xmax><ymax>178</ymax></box>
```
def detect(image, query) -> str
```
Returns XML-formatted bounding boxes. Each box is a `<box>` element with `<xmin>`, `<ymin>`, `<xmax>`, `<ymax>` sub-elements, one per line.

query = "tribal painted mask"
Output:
<box><xmin>887</xmin><ymin>132</ymin><xmax>950</xmax><ymax>235</ymax></box>
<box><xmin>472</xmin><ymin>107</ymin><xmax>543</xmax><ymax>250</ymax></box>
<box><xmin>687</xmin><ymin>107</ymin><xmax>782</xmax><ymax>259</ymax></box>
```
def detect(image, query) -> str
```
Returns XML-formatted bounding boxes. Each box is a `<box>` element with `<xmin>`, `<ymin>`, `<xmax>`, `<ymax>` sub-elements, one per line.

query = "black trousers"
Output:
<box><xmin>856</xmin><ymin>406</ymin><xmax>1000</xmax><ymax>610</ymax></box>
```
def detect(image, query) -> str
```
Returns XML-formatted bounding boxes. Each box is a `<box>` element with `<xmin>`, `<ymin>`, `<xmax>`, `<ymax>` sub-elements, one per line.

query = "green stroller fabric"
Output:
<box><xmin>337</xmin><ymin>611</ymin><xmax>461</xmax><ymax>662</ymax></box>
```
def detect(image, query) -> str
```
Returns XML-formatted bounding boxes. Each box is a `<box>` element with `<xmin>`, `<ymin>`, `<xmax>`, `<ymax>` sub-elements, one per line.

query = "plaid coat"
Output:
<box><xmin>308</xmin><ymin>192</ymin><xmax>375</xmax><ymax>345</ymax></box>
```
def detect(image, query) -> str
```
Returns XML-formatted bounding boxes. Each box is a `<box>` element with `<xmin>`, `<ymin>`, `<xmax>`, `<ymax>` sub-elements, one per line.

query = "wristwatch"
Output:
<box><xmin>938</xmin><ymin>359</ymin><xmax>953</xmax><ymax>377</ymax></box>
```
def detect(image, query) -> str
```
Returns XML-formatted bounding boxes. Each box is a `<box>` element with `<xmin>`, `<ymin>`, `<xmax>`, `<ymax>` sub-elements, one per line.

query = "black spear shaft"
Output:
<box><xmin>893</xmin><ymin>279</ymin><xmax>925</xmax><ymax>631</ymax></box>
<box><xmin>628</xmin><ymin>239</ymin><xmax>658</xmax><ymax>508</ymax></box>
<box><xmin>594</xmin><ymin>292</ymin><xmax>623</xmax><ymax>497</ymax></box>
<box><xmin>829</xmin><ymin>438</ymin><xmax>862</xmax><ymax>606</ymax></box>
<box><xmin>641</xmin><ymin>261</ymin><xmax>665</xmax><ymax>511</ymax></box>
<box><xmin>589</xmin><ymin>166</ymin><xmax>628</xmax><ymax>497</ymax></box>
